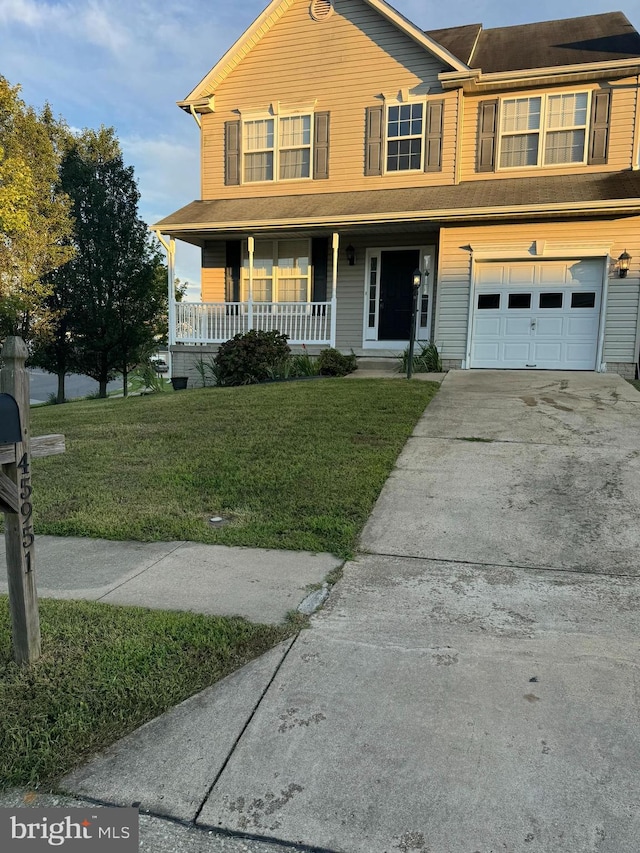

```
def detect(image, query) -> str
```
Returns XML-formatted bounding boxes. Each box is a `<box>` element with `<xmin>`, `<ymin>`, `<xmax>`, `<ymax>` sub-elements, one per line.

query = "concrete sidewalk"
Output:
<box><xmin>0</xmin><ymin>536</ymin><xmax>342</xmax><ymax>624</ymax></box>
<box><xmin>9</xmin><ymin>370</ymin><xmax>640</xmax><ymax>851</ymax></box>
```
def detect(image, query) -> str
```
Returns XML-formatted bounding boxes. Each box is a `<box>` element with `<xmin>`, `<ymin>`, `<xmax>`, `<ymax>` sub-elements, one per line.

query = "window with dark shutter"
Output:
<box><xmin>424</xmin><ymin>100</ymin><xmax>444</xmax><ymax>172</ymax></box>
<box><xmin>225</xmin><ymin>120</ymin><xmax>241</xmax><ymax>186</ymax></box>
<box><xmin>477</xmin><ymin>99</ymin><xmax>498</xmax><ymax>172</ymax></box>
<box><xmin>588</xmin><ymin>90</ymin><xmax>611</xmax><ymax>165</ymax></box>
<box><xmin>365</xmin><ymin>105</ymin><xmax>384</xmax><ymax>176</ymax></box>
<box><xmin>313</xmin><ymin>111</ymin><xmax>330</xmax><ymax>180</ymax></box>
<box><xmin>225</xmin><ymin>241</ymin><xmax>241</xmax><ymax>302</ymax></box>
<box><xmin>311</xmin><ymin>237</ymin><xmax>328</xmax><ymax>302</ymax></box>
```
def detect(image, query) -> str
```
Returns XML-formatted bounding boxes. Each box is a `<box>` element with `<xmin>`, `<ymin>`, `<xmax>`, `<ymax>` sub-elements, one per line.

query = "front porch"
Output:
<box><xmin>174</xmin><ymin>300</ymin><xmax>333</xmax><ymax>345</ymax></box>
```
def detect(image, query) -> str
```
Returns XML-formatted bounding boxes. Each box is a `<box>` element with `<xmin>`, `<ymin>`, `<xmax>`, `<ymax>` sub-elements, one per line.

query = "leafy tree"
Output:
<box><xmin>33</xmin><ymin>127</ymin><xmax>167</xmax><ymax>398</ymax></box>
<box><xmin>0</xmin><ymin>77</ymin><xmax>74</xmax><ymax>341</ymax></box>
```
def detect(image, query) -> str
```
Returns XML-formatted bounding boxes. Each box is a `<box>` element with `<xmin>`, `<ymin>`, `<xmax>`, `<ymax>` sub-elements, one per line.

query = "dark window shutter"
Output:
<box><xmin>313</xmin><ymin>112</ymin><xmax>330</xmax><ymax>180</ymax></box>
<box><xmin>225</xmin><ymin>120</ymin><xmax>241</xmax><ymax>186</ymax></box>
<box><xmin>225</xmin><ymin>240</ymin><xmax>241</xmax><ymax>302</ymax></box>
<box><xmin>424</xmin><ymin>100</ymin><xmax>444</xmax><ymax>172</ymax></box>
<box><xmin>365</xmin><ymin>105</ymin><xmax>384</xmax><ymax>176</ymax></box>
<box><xmin>588</xmin><ymin>90</ymin><xmax>611</xmax><ymax>165</ymax></box>
<box><xmin>477</xmin><ymin>99</ymin><xmax>498</xmax><ymax>172</ymax></box>
<box><xmin>311</xmin><ymin>237</ymin><xmax>328</xmax><ymax>302</ymax></box>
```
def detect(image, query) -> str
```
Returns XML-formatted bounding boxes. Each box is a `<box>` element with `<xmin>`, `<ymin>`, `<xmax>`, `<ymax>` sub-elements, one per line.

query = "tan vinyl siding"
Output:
<box><xmin>460</xmin><ymin>80</ymin><xmax>639</xmax><ymax>182</ymax></box>
<box><xmin>202</xmin><ymin>241</ymin><xmax>226</xmax><ymax>302</ymax></box>
<box><xmin>202</xmin><ymin>0</ymin><xmax>457</xmax><ymax>199</ymax></box>
<box><xmin>435</xmin><ymin>218</ymin><xmax>640</xmax><ymax>365</ymax></box>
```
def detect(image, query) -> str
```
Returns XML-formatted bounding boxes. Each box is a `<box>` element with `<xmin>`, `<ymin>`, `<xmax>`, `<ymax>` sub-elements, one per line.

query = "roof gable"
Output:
<box><xmin>180</xmin><ymin>0</ymin><xmax>468</xmax><ymax>108</ymax></box>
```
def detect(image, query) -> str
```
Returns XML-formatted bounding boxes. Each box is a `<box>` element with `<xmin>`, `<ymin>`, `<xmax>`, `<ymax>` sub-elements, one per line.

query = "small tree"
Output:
<box><xmin>35</xmin><ymin>127</ymin><xmax>167</xmax><ymax>398</ymax></box>
<box><xmin>0</xmin><ymin>77</ymin><xmax>74</xmax><ymax>342</ymax></box>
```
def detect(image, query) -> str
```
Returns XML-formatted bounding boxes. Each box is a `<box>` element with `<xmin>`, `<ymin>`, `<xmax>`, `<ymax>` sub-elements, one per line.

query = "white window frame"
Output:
<box><xmin>241</xmin><ymin>112</ymin><xmax>314</xmax><ymax>184</ymax></box>
<box><xmin>241</xmin><ymin>239</ymin><xmax>312</xmax><ymax>303</ymax></box>
<box><xmin>384</xmin><ymin>100</ymin><xmax>425</xmax><ymax>174</ymax></box>
<box><xmin>497</xmin><ymin>90</ymin><xmax>591</xmax><ymax>170</ymax></box>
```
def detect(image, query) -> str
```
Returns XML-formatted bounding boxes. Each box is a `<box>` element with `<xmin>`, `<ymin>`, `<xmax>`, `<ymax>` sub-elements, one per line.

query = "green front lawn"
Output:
<box><xmin>0</xmin><ymin>598</ymin><xmax>293</xmax><ymax>790</ymax></box>
<box><xmin>31</xmin><ymin>379</ymin><xmax>438</xmax><ymax>557</ymax></box>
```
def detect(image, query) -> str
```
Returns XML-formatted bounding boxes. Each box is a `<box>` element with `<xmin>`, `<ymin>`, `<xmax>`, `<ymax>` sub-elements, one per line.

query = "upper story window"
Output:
<box><xmin>498</xmin><ymin>92</ymin><xmax>589</xmax><ymax>169</ymax></box>
<box><xmin>386</xmin><ymin>103</ymin><xmax>424</xmax><ymax>172</ymax></box>
<box><xmin>243</xmin><ymin>114</ymin><xmax>312</xmax><ymax>183</ymax></box>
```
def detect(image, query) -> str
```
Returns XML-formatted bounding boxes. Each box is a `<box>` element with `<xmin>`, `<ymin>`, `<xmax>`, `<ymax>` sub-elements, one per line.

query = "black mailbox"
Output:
<box><xmin>0</xmin><ymin>393</ymin><xmax>22</xmax><ymax>443</ymax></box>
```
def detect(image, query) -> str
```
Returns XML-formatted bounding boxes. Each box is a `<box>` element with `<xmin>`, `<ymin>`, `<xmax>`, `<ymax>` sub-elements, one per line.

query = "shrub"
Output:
<box><xmin>214</xmin><ymin>330</ymin><xmax>291</xmax><ymax>386</ymax></box>
<box><xmin>398</xmin><ymin>341</ymin><xmax>443</xmax><ymax>374</ymax></box>
<box><xmin>317</xmin><ymin>348</ymin><xmax>357</xmax><ymax>377</ymax></box>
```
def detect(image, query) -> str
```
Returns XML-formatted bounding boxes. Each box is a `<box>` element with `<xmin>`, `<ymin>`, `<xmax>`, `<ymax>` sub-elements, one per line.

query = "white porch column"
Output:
<box><xmin>331</xmin><ymin>232</ymin><xmax>339</xmax><ymax>348</ymax></box>
<box><xmin>154</xmin><ymin>231</ymin><xmax>176</xmax><ymax>375</ymax></box>
<box><xmin>248</xmin><ymin>235</ymin><xmax>255</xmax><ymax>331</ymax></box>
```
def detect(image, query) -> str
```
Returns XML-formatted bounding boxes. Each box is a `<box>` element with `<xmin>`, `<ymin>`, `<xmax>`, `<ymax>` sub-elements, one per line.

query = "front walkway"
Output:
<box><xmin>61</xmin><ymin>371</ymin><xmax>640</xmax><ymax>852</ymax></box>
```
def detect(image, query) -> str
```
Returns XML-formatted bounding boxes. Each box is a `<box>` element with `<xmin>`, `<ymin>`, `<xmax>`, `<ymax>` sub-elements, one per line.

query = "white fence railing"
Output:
<box><xmin>175</xmin><ymin>301</ymin><xmax>333</xmax><ymax>345</ymax></box>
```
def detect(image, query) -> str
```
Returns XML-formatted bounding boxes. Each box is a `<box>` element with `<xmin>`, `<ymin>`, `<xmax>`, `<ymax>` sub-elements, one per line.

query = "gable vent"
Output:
<box><xmin>310</xmin><ymin>0</ymin><xmax>333</xmax><ymax>22</ymax></box>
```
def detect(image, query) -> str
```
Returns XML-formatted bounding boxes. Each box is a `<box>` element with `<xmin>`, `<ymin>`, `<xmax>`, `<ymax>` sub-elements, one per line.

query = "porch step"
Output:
<box><xmin>356</xmin><ymin>357</ymin><xmax>401</xmax><ymax>373</ymax></box>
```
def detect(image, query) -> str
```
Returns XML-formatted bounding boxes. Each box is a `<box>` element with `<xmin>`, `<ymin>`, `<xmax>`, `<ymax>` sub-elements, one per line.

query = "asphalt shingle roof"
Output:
<box><xmin>152</xmin><ymin>171</ymin><xmax>640</xmax><ymax>233</ymax></box>
<box><xmin>427</xmin><ymin>12</ymin><xmax>640</xmax><ymax>73</ymax></box>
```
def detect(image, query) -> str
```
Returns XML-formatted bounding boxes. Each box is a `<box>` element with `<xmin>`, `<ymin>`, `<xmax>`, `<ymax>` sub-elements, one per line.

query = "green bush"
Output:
<box><xmin>214</xmin><ymin>329</ymin><xmax>291</xmax><ymax>386</ymax></box>
<box><xmin>318</xmin><ymin>348</ymin><xmax>358</xmax><ymax>377</ymax></box>
<box><xmin>398</xmin><ymin>341</ymin><xmax>443</xmax><ymax>374</ymax></box>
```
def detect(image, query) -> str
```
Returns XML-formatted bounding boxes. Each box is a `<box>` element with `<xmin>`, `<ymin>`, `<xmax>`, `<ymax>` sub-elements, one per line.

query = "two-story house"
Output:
<box><xmin>153</xmin><ymin>0</ymin><xmax>640</xmax><ymax>378</ymax></box>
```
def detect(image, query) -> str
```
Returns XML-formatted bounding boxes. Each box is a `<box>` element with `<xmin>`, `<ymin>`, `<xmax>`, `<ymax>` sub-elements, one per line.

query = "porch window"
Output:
<box><xmin>242</xmin><ymin>239</ymin><xmax>311</xmax><ymax>302</ymax></box>
<box><xmin>243</xmin><ymin>114</ymin><xmax>312</xmax><ymax>183</ymax></box>
<box><xmin>498</xmin><ymin>92</ymin><xmax>589</xmax><ymax>169</ymax></box>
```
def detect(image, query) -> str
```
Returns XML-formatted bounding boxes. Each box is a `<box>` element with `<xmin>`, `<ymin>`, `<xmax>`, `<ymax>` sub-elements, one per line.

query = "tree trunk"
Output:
<box><xmin>122</xmin><ymin>366</ymin><xmax>128</xmax><ymax>398</ymax></box>
<box><xmin>56</xmin><ymin>370</ymin><xmax>66</xmax><ymax>404</ymax></box>
<box><xmin>99</xmin><ymin>379</ymin><xmax>108</xmax><ymax>398</ymax></box>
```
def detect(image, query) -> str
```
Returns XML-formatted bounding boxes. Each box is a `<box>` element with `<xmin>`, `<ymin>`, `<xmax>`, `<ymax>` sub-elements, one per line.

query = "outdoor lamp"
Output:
<box><xmin>412</xmin><ymin>268</ymin><xmax>422</xmax><ymax>288</ymax></box>
<box><xmin>618</xmin><ymin>250</ymin><xmax>632</xmax><ymax>278</ymax></box>
<box><xmin>346</xmin><ymin>244</ymin><xmax>356</xmax><ymax>266</ymax></box>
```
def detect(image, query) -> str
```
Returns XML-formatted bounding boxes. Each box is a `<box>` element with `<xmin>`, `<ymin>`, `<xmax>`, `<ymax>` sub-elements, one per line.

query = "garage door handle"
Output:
<box><xmin>530</xmin><ymin>319</ymin><xmax>537</xmax><ymax>329</ymax></box>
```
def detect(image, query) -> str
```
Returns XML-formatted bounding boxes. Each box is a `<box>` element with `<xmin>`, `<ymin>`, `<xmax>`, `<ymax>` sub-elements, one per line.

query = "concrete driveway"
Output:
<box><xmin>63</xmin><ymin>371</ymin><xmax>640</xmax><ymax>853</ymax></box>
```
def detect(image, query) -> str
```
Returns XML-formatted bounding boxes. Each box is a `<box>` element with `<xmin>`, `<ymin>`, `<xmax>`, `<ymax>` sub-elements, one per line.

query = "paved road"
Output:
<box><xmin>28</xmin><ymin>370</ymin><xmax>122</xmax><ymax>404</ymax></box>
<box><xmin>52</xmin><ymin>371</ymin><xmax>640</xmax><ymax>851</ymax></box>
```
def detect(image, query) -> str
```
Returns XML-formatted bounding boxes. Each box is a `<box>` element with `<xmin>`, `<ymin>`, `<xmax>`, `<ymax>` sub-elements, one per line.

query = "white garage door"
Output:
<box><xmin>470</xmin><ymin>259</ymin><xmax>604</xmax><ymax>370</ymax></box>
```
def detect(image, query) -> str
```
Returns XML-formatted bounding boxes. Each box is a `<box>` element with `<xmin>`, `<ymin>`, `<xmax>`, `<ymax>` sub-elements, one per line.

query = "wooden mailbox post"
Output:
<box><xmin>0</xmin><ymin>337</ymin><xmax>65</xmax><ymax>664</ymax></box>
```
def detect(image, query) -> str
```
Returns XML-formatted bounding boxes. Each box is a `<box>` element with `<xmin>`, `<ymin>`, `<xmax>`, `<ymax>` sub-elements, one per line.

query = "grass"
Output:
<box><xmin>30</xmin><ymin>379</ymin><xmax>438</xmax><ymax>558</ymax></box>
<box><xmin>0</xmin><ymin>597</ymin><xmax>293</xmax><ymax>790</ymax></box>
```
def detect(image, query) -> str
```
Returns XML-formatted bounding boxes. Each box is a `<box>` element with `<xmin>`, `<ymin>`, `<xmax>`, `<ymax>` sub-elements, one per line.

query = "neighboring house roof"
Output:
<box><xmin>180</xmin><ymin>0</ymin><xmax>469</xmax><ymax>108</ymax></box>
<box><xmin>153</xmin><ymin>171</ymin><xmax>640</xmax><ymax>236</ymax></box>
<box><xmin>428</xmin><ymin>12</ymin><xmax>640</xmax><ymax>73</ymax></box>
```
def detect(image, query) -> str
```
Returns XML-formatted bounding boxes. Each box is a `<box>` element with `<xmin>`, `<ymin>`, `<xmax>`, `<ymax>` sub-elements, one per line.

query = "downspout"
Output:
<box><xmin>633</xmin><ymin>73</ymin><xmax>640</xmax><ymax>169</ymax></box>
<box><xmin>154</xmin><ymin>231</ymin><xmax>176</xmax><ymax>376</ymax></box>
<box><xmin>331</xmin><ymin>233</ymin><xmax>339</xmax><ymax>348</ymax></box>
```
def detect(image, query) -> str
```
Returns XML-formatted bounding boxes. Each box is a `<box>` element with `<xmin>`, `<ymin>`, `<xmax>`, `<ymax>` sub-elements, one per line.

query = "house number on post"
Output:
<box><xmin>17</xmin><ymin>453</ymin><xmax>35</xmax><ymax>570</ymax></box>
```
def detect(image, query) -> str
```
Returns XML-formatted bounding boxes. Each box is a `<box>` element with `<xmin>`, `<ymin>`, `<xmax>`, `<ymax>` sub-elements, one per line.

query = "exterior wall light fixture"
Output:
<box><xmin>346</xmin><ymin>244</ymin><xmax>356</xmax><ymax>266</ymax></box>
<box><xmin>618</xmin><ymin>250</ymin><xmax>632</xmax><ymax>278</ymax></box>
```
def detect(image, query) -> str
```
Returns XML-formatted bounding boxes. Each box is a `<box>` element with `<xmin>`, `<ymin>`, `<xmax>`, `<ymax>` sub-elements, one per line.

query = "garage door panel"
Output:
<box><xmin>567</xmin><ymin>316</ymin><xmax>599</xmax><ymax>336</ymax></box>
<box><xmin>535</xmin><ymin>317</ymin><xmax>564</xmax><ymax>335</ymax></box>
<box><xmin>532</xmin><ymin>342</ymin><xmax>563</xmax><ymax>361</ymax></box>
<box><xmin>504</xmin><ymin>317</ymin><xmax>532</xmax><ymax>335</ymax></box>
<box><xmin>503</xmin><ymin>343</ymin><xmax>531</xmax><ymax>360</ymax></box>
<box><xmin>470</xmin><ymin>259</ymin><xmax>603</xmax><ymax>370</ymax></box>
<box><xmin>475</xmin><ymin>317</ymin><xmax>502</xmax><ymax>335</ymax></box>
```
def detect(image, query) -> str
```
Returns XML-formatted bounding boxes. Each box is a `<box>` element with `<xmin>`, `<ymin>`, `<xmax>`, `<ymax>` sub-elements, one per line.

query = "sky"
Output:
<box><xmin>2</xmin><ymin>0</ymin><xmax>639</xmax><ymax>299</ymax></box>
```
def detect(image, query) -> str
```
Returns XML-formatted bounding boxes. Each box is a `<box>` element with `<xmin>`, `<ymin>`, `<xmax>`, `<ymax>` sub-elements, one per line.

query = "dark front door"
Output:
<box><xmin>378</xmin><ymin>249</ymin><xmax>420</xmax><ymax>340</ymax></box>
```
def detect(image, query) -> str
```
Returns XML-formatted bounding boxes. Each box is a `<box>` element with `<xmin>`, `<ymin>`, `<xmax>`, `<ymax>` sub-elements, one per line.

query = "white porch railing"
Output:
<box><xmin>175</xmin><ymin>301</ymin><xmax>333</xmax><ymax>345</ymax></box>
